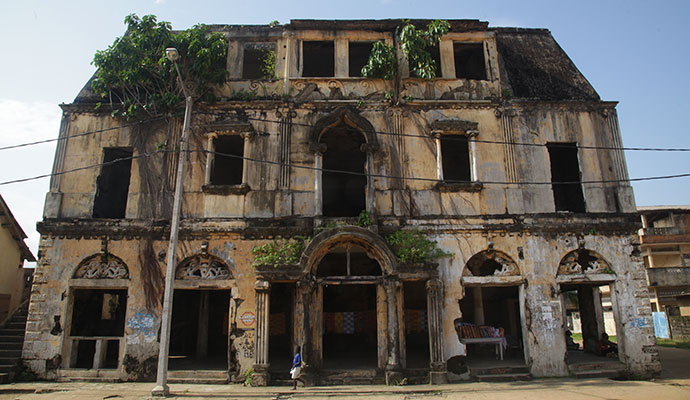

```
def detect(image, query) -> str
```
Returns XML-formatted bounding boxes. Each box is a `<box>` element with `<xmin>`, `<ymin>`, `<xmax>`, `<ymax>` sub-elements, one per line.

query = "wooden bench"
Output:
<box><xmin>460</xmin><ymin>337</ymin><xmax>505</xmax><ymax>360</ymax></box>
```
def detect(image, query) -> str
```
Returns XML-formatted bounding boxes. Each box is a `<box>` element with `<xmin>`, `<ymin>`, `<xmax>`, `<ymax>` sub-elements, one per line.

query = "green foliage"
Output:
<box><xmin>386</xmin><ymin>229</ymin><xmax>450</xmax><ymax>263</ymax></box>
<box><xmin>92</xmin><ymin>14</ymin><xmax>228</xmax><ymax>119</ymax></box>
<box><xmin>357</xmin><ymin>210</ymin><xmax>372</xmax><ymax>227</ymax></box>
<box><xmin>361</xmin><ymin>19</ymin><xmax>450</xmax><ymax>81</ymax></box>
<box><xmin>243</xmin><ymin>368</ymin><xmax>254</xmax><ymax>386</ymax></box>
<box><xmin>261</xmin><ymin>49</ymin><xmax>277</xmax><ymax>80</ymax></box>
<box><xmin>269</xmin><ymin>20</ymin><xmax>280</xmax><ymax>27</ymax></box>
<box><xmin>399</xmin><ymin>19</ymin><xmax>450</xmax><ymax>80</ymax></box>
<box><xmin>252</xmin><ymin>236</ymin><xmax>310</xmax><ymax>267</ymax></box>
<box><xmin>361</xmin><ymin>40</ymin><xmax>397</xmax><ymax>80</ymax></box>
<box><xmin>656</xmin><ymin>338</ymin><xmax>690</xmax><ymax>350</ymax></box>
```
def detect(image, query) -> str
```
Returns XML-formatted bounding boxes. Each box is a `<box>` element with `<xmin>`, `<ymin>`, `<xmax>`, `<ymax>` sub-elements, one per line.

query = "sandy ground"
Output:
<box><xmin>0</xmin><ymin>347</ymin><xmax>688</xmax><ymax>400</ymax></box>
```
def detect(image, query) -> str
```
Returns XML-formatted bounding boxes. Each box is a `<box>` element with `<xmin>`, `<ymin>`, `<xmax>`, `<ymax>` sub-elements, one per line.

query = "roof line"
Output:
<box><xmin>0</xmin><ymin>194</ymin><xmax>36</xmax><ymax>262</ymax></box>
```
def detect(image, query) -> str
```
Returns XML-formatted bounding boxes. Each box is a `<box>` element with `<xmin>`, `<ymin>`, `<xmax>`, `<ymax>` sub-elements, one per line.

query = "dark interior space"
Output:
<box><xmin>302</xmin><ymin>41</ymin><xmax>334</xmax><ymax>77</ymax></box>
<box><xmin>403</xmin><ymin>281</ymin><xmax>430</xmax><ymax>368</ymax></box>
<box><xmin>269</xmin><ymin>283</ymin><xmax>294</xmax><ymax>371</ymax></box>
<box><xmin>242</xmin><ymin>48</ymin><xmax>265</xmax><ymax>79</ymax></box>
<box><xmin>169</xmin><ymin>290</ymin><xmax>230</xmax><ymax>370</ymax></box>
<box><xmin>459</xmin><ymin>286</ymin><xmax>522</xmax><ymax>359</ymax></box>
<box><xmin>92</xmin><ymin>148</ymin><xmax>132</xmax><ymax>218</ymax></box>
<box><xmin>316</xmin><ymin>245</ymin><xmax>382</xmax><ymax>277</ymax></box>
<box><xmin>321</xmin><ymin>124</ymin><xmax>367</xmax><ymax>217</ymax></box>
<box><xmin>71</xmin><ymin>289</ymin><xmax>127</xmax><ymax>337</ymax></box>
<box><xmin>453</xmin><ymin>43</ymin><xmax>486</xmax><ymax>80</ymax></box>
<box><xmin>441</xmin><ymin>135</ymin><xmax>471</xmax><ymax>183</ymax></box>
<box><xmin>349</xmin><ymin>41</ymin><xmax>374</xmax><ymax>77</ymax></box>
<box><xmin>322</xmin><ymin>284</ymin><xmax>378</xmax><ymax>368</ymax></box>
<box><xmin>547</xmin><ymin>143</ymin><xmax>585</xmax><ymax>212</ymax></box>
<box><xmin>428</xmin><ymin>45</ymin><xmax>441</xmax><ymax>78</ymax></box>
<box><xmin>211</xmin><ymin>135</ymin><xmax>244</xmax><ymax>185</ymax></box>
<box><xmin>561</xmin><ymin>283</ymin><xmax>616</xmax><ymax>361</ymax></box>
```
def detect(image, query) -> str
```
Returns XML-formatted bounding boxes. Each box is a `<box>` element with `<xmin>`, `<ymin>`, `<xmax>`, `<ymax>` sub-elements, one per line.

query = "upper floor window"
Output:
<box><xmin>440</xmin><ymin>135</ymin><xmax>471</xmax><ymax>183</ymax></box>
<box><xmin>242</xmin><ymin>43</ymin><xmax>276</xmax><ymax>80</ymax></box>
<box><xmin>348</xmin><ymin>41</ymin><xmax>374</xmax><ymax>77</ymax></box>
<box><xmin>432</xmin><ymin>120</ymin><xmax>480</xmax><ymax>190</ymax></box>
<box><xmin>302</xmin><ymin>41</ymin><xmax>334</xmax><ymax>77</ymax></box>
<box><xmin>453</xmin><ymin>42</ymin><xmax>486</xmax><ymax>80</ymax></box>
<box><xmin>547</xmin><ymin>143</ymin><xmax>585</xmax><ymax>212</ymax></box>
<box><xmin>93</xmin><ymin>148</ymin><xmax>132</xmax><ymax>219</ymax></box>
<box><xmin>210</xmin><ymin>135</ymin><xmax>244</xmax><ymax>185</ymax></box>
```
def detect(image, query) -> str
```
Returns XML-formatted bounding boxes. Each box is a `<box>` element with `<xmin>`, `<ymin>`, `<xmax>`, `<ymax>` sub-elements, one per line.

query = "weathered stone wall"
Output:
<box><xmin>669</xmin><ymin>316</ymin><xmax>690</xmax><ymax>339</ymax></box>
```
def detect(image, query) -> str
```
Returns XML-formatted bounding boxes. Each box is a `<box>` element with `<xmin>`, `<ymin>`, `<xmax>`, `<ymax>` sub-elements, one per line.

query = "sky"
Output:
<box><xmin>1</xmin><ymin>0</ymin><xmax>689</xmax><ymax>266</ymax></box>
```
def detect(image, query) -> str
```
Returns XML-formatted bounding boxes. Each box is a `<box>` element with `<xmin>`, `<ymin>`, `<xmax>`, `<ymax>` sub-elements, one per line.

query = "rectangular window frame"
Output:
<box><xmin>202</xmin><ymin>132</ymin><xmax>251</xmax><ymax>195</ymax></box>
<box><xmin>433</xmin><ymin>127</ymin><xmax>482</xmax><ymax>192</ymax></box>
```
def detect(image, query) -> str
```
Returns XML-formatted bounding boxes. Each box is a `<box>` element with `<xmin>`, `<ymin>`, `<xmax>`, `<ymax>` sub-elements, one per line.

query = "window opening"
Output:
<box><xmin>403</xmin><ymin>281</ymin><xmax>430</xmax><ymax>368</ymax></box>
<box><xmin>169</xmin><ymin>289</ymin><xmax>230</xmax><ymax>370</ymax></box>
<box><xmin>561</xmin><ymin>284</ymin><xmax>618</xmax><ymax>363</ymax></box>
<box><xmin>211</xmin><ymin>136</ymin><xmax>244</xmax><ymax>185</ymax></box>
<box><xmin>547</xmin><ymin>143</ymin><xmax>585</xmax><ymax>212</ymax></box>
<box><xmin>316</xmin><ymin>245</ymin><xmax>382</xmax><ymax>278</ymax></box>
<box><xmin>321</xmin><ymin>124</ymin><xmax>367</xmax><ymax>217</ymax></box>
<box><xmin>348</xmin><ymin>41</ymin><xmax>374</xmax><ymax>77</ymax></box>
<box><xmin>302</xmin><ymin>41</ymin><xmax>334</xmax><ymax>77</ymax></box>
<box><xmin>243</xmin><ymin>43</ymin><xmax>275</xmax><ymax>79</ymax></box>
<box><xmin>427</xmin><ymin>44</ymin><xmax>441</xmax><ymax>78</ymax></box>
<box><xmin>441</xmin><ymin>135</ymin><xmax>471</xmax><ymax>183</ymax></box>
<box><xmin>453</xmin><ymin>43</ymin><xmax>486</xmax><ymax>80</ymax></box>
<box><xmin>93</xmin><ymin>148</ymin><xmax>132</xmax><ymax>218</ymax></box>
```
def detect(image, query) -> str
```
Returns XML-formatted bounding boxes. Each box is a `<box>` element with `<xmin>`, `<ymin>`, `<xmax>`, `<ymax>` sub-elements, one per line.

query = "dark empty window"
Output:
<box><xmin>428</xmin><ymin>44</ymin><xmax>442</xmax><ymax>78</ymax></box>
<box><xmin>93</xmin><ymin>148</ymin><xmax>132</xmax><ymax>218</ymax></box>
<box><xmin>243</xmin><ymin>43</ymin><xmax>275</xmax><ymax>80</ymax></box>
<box><xmin>547</xmin><ymin>143</ymin><xmax>586</xmax><ymax>212</ymax></box>
<box><xmin>302</xmin><ymin>41</ymin><xmax>334</xmax><ymax>77</ymax></box>
<box><xmin>211</xmin><ymin>136</ymin><xmax>244</xmax><ymax>185</ymax></box>
<box><xmin>349</xmin><ymin>41</ymin><xmax>373</xmax><ymax>77</ymax></box>
<box><xmin>321</xmin><ymin>124</ymin><xmax>366</xmax><ymax>217</ymax></box>
<box><xmin>441</xmin><ymin>135</ymin><xmax>471</xmax><ymax>183</ymax></box>
<box><xmin>453</xmin><ymin>43</ymin><xmax>486</xmax><ymax>80</ymax></box>
<box><xmin>70</xmin><ymin>289</ymin><xmax>127</xmax><ymax>337</ymax></box>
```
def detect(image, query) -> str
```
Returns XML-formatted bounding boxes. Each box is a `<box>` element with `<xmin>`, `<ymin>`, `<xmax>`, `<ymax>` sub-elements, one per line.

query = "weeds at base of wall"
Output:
<box><xmin>243</xmin><ymin>368</ymin><xmax>254</xmax><ymax>386</ymax></box>
<box><xmin>13</xmin><ymin>361</ymin><xmax>38</xmax><ymax>382</ymax></box>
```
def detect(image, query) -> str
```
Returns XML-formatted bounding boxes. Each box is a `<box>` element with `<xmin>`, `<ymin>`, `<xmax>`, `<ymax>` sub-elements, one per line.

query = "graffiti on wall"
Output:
<box><xmin>630</xmin><ymin>317</ymin><xmax>651</xmax><ymax>329</ymax></box>
<box><xmin>126</xmin><ymin>312</ymin><xmax>157</xmax><ymax>344</ymax></box>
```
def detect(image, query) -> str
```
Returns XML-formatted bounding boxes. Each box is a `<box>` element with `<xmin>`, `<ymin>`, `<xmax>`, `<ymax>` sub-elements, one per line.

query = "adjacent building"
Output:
<box><xmin>23</xmin><ymin>19</ymin><xmax>660</xmax><ymax>384</ymax></box>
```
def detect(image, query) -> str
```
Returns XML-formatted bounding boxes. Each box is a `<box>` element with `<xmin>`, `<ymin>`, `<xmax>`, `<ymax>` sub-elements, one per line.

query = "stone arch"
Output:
<box><xmin>73</xmin><ymin>252</ymin><xmax>129</xmax><ymax>279</ymax></box>
<box><xmin>300</xmin><ymin>226</ymin><xmax>397</xmax><ymax>276</ymax></box>
<box><xmin>176</xmin><ymin>253</ymin><xmax>233</xmax><ymax>280</ymax></box>
<box><xmin>309</xmin><ymin>107</ymin><xmax>379</xmax><ymax>150</ymax></box>
<box><xmin>463</xmin><ymin>249</ymin><xmax>520</xmax><ymax>277</ymax></box>
<box><xmin>557</xmin><ymin>249</ymin><xmax>612</xmax><ymax>276</ymax></box>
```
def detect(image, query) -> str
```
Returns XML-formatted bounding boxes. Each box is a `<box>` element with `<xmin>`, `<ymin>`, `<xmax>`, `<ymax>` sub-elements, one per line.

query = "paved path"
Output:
<box><xmin>0</xmin><ymin>347</ymin><xmax>687</xmax><ymax>400</ymax></box>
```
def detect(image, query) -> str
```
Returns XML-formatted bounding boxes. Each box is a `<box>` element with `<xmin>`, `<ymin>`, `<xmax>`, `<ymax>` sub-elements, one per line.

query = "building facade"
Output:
<box><xmin>0</xmin><ymin>194</ymin><xmax>35</xmax><ymax>324</ymax></box>
<box><xmin>639</xmin><ymin>206</ymin><xmax>690</xmax><ymax>338</ymax></box>
<box><xmin>23</xmin><ymin>19</ymin><xmax>660</xmax><ymax>384</ymax></box>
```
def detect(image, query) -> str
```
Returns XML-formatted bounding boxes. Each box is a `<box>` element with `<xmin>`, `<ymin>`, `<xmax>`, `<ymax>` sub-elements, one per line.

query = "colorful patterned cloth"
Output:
<box><xmin>324</xmin><ymin>311</ymin><xmax>376</xmax><ymax>334</ymax></box>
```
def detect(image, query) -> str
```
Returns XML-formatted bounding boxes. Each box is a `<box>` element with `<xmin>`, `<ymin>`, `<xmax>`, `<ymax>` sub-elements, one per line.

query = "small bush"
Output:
<box><xmin>252</xmin><ymin>236</ymin><xmax>309</xmax><ymax>267</ymax></box>
<box><xmin>386</xmin><ymin>229</ymin><xmax>450</xmax><ymax>263</ymax></box>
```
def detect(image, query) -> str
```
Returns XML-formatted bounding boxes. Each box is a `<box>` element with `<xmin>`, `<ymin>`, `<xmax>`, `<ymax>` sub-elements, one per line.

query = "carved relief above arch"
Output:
<box><xmin>176</xmin><ymin>253</ymin><xmax>232</xmax><ymax>280</ymax></box>
<box><xmin>74</xmin><ymin>253</ymin><xmax>129</xmax><ymax>279</ymax></box>
<box><xmin>558</xmin><ymin>249</ymin><xmax>612</xmax><ymax>276</ymax></box>
<box><xmin>463</xmin><ymin>250</ymin><xmax>520</xmax><ymax>277</ymax></box>
<box><xmin>308</xmin><ymin>106</ymin><xmax>379</xmax><ymax>151</ymax></box>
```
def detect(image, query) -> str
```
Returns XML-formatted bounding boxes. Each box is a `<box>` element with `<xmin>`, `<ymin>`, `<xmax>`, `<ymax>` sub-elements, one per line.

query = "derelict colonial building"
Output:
<box><xmin>23</xmin><ymin>19</ymin><xmax>660</xmax><ymax>384</ymax></box>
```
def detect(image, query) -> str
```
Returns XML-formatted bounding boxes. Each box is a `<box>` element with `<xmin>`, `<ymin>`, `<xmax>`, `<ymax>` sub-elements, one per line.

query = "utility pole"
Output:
<box><xmin>152</xmin><ymin>48</ymin><xmax>192</xmax><ymax>397</ymax></box>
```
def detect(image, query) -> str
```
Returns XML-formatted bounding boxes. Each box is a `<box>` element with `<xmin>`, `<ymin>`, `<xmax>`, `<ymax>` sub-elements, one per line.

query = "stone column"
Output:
<box><xmin>252</xmin><ymin>280</ymin><xmax>270</xmax><ymax>386</ymax></box>
<box><xmin>296</xmin><ymin>278</ymin><xmax>319</xmax><ymax>386</ymax></box>
<box><xmin>312</xmin><ymin>144</ymin><xmax>326</xmax><ymax>216</ymax></box>
<box><xmin>384</xmin><ymin>278</ymin><xmax>403</xmax><ymax>384</ymax></box>
<box><xmin>362</xmin><ymin>143</ymin><xmax>377</xmax><ymax>217</ymax></box>
<box><xmin>426</xmin><ymin>279</ymin><xmax>447</xmax><ymax>384</ymax></box>
<box><xmin>473</xmin><ymin>287</ymin><xmax>485</xmax><ymax>325</ymax></box>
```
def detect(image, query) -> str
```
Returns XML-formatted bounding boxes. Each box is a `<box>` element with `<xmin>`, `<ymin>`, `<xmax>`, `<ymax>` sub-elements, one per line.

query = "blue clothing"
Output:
<box><xmin>292</xmin><ymin>353</ymin><xmax>302</xmax><ymax>368</ymax></box>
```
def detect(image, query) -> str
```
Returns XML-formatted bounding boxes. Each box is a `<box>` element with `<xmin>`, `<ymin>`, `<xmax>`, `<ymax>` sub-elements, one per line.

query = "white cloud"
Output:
<box><xmin>0</xmin><ymin>99</ymin><xmax>62</xmax><ymax>267</ymax></box>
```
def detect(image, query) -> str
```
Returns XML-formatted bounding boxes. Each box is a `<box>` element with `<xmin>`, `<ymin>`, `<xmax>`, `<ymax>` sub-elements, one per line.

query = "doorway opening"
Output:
<box><xmin>269</xmin><ymin>283</ymin><xmax>294</xmax><ymax>371</ymax></box>
<box><xmin>169</xmin><ymin>289</ymin><xmax>230</xmax><ymax>370</ymax></box>
<box><xmin>561</xmin><ymin>283</ymin><xmax>618</xmax><ymax>364</ymax></box>
<box><xmin>68</xmin><ymin>289</ymin><xmax>127</xmax><ymax>369</ymax></box>
<box><xmin>403</xmin><ymin>281</ymin><xmax>429</xmax><ymax>368</ymax></box>
<box><xmin>459</xmin><ymin>286</ymin><xmax>523</xmax><ymax>365</ymax></box>
<box><xmin>322</xmin><ymin>284</ymin><xmax>378</xmax><ymax>368</ymax></box>
<box><xmin>320</xmin><ymin>122</ymin><xmax>367</xmax><ymax>217</ymax></box>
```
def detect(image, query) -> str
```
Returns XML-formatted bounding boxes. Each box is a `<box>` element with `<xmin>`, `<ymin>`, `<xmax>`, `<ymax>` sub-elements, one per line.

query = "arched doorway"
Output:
<box><xmin>460</xmin><ymin>250</ymin><xmax>526</xmax><ymax>366</ymax></box>
<box><xmin>316</xmin><ymin>243</ymin><xmax>382</xmax><ymax>368</ymax></box>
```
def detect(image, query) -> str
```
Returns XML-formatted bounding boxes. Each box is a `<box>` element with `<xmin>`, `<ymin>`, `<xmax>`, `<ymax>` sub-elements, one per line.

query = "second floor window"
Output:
<box><xmin>210</xmin><ymin>135</ymin><xmax>244</xmax><ymax>185</ymax></box>
<box><xmin>93</xmin><ymin>148</ymin><xmax>132</xmax><ymax>219</ymax></box>
<box><xmin>453</xmin><ymin>42</ymin><xmax>486</xmax><ymax>80</ymax></box>
<box><xmin>302</xmin><ymin>41</ymin><xmax>334</xmax><ymax>77</ymax></box>
<box><xmin>441</xmin><ymin>135</ymin><xmax>471</xmax><ymax>183</ymax></box>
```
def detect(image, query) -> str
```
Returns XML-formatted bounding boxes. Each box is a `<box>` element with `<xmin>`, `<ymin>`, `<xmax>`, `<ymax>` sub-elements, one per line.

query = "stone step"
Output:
<box><xmin>168</xmin><ymin>370</ymin><xmax>228</xmax><ymax>379</ymax></box>
<box><xmin>0</xmin><ymin>342</ymin><xmax>23</xmax><ymax>350</ymax></box>
<box><xmin>56</xmin><ymin>376</ymin><xmax>121</xmax><ymax>383</ymax></box>
<box><xmin>4</xmin><ymin>321</ymin><xmax>26</xmax><ymax>329</ymax></box>
<box><xmin>167</xmin><ymin>377</ymin><xmax>229</xmax><ymax>384</ymax></box>
<box><xmin>0</xmin><ymin>356</ymin><xmax>19</xmax><ymax>365</ymax></box>
<box><xmin>475</xmin><ymin>372</ymin><xmax>532</xmax><ymax>382</ymax></box>
<box><xmin>469</xmin><ymin>365</ymin><xmax>530</xmax><ymax>376</ymax></box>
<box><xmin>0</xmin><ymin>329</ymin><xmax>24</xmax><ymax>337</ymax></box>
<box><xmin>0</xmin><ymin>349</ymin><xmax>21</xmax><ymax>358</ymax></box>
<box><xmin>568</xmin><ymin>361</ymin><xmax>624</xmax><ymax>372</ymax></box>
<box><xmin>57</xmin><ymin>368</ymin><xmax>120</xmax><ymax>380</ymax></box>
<box><xmin>0</xmin><ymin>364</ymin><xmax>17</xmax><ymax>373</ymax></box>
<box><xmin>573</xmin><ymin>369</ymin><xmax>623</xmax><ymax>379</ymax></box>
<box><xmin>0</xmin><ymin>335</ymin><xmax>23</xmax><ymax>343</ymax></box>
<box><xmin>0</xmin><ymin>372</ymin><xmax>8</xmax><ymax>384</ymax></box>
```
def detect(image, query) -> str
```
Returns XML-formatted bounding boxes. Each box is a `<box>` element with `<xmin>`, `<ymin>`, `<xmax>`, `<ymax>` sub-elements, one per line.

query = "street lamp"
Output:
<box><xmin>152</xmin><ymin>47</ymin><xmax>193</xmax><ymax>397</ymax></box>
